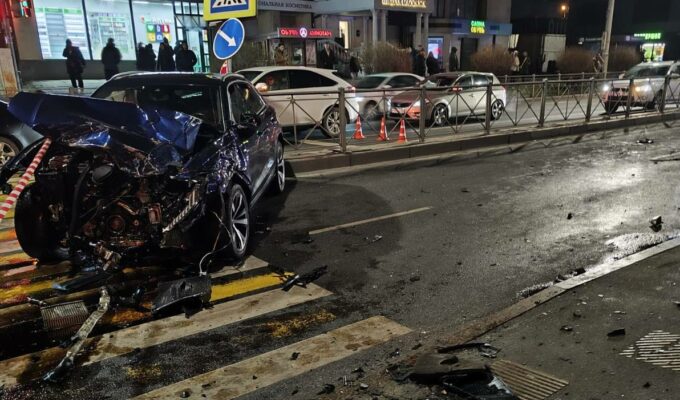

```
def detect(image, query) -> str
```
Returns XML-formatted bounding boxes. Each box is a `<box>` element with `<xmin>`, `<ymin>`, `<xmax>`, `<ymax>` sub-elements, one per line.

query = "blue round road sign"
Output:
<box><xmin>213</xmin><ymin>18</ymin><xmax>245</xmax><ymax>60</ymax></box>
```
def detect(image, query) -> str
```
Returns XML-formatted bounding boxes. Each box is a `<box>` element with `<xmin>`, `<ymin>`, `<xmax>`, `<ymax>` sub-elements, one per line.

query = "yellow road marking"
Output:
<box><xmin>0</xmin><ymin>284</ymin><xmax>332</xmax><ymax>387</ymax></box>
<box><xmin>0</xmin><ymin>229</ymin><xmax>16</xmax><ymax>242</ymax></box>
<box><xmin>0</xmin><ymin>240</ymin><xmax>21</xmax><ymax>254</ymax></box>
<box><xmin>309</xmin><ymin>206</ymin><xmax>433</xmax><ymax>235</ymax></box>
<box><xmin>0</xmin><ymin>278</ymin><xmax>66</xmax><ymax>305</ymax></box>
<box><xmin>209</xmin><ymin>272</ymin><xmax>290</xmax><ymax>302</ymax></box>
<box><xmin>133</xmin><ymin>316</ymin><xmax>411</xmax><ymax>400</ymax></box>
<box><xmin>264</xmin><ymin>309</ymin><xmax>336</xmax><ymax>338</ymax></box>
<box><xmin>0</xmin><ymin>251</ymin><xmax>33</xmax><ymax>266</ymax></box>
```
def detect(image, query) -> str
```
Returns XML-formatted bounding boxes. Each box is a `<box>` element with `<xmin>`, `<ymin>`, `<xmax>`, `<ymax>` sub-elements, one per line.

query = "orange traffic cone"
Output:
<box><xmin>397</xmin><ymin>119</ymin><xmax>407</xmax><ymax>143</ymax></box>
<box><xmin>353</xmin><ymin>116</ymin><xmax>365</xmax><ymax>140</ymax></box>
<box><xmin>377</xmin><ymin>116</ymin><xmax>389</xmax><ymax>141</ymax></box>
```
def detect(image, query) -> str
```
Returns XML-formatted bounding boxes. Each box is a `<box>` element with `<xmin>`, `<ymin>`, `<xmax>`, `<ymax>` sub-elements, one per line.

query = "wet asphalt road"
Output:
<box><xmin>244</xmin><ymin>120</ymin><xmax>680</xmax><ymax>399</ymax></box>
<box><xmin>6</xmin><ymin>121</ymin><xmax>680</xmax><ymax>400</ymax></box>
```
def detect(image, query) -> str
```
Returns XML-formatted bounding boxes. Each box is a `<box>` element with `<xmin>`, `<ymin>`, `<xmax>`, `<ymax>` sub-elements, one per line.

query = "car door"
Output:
<box><xmin>255</xmin><ymin>70</ymin><xmax>293</xmax><ymax>127</ymax></box>
<box><xmin>227</xmin><ymin>81</ymin><xmax>270</xmax><ymax>194</ymax></box>
<box><xmin>451</xmin><ymin>75</ymin><xmax>474</xmax><ymax>116</ymax></box>
<box><xmin>382</xmin><ymin>75</ymin><xmax>421</xmax><ymax>111</ymax></box>
<box><xmin>470</xmin><ymin>74</ymin><xmax>491</xmax><ymax>114</ymax></box>
<box><xmin>289</xmin><ymin>70</ymin><xmax>338</xmax><ymax>127</ymax></box>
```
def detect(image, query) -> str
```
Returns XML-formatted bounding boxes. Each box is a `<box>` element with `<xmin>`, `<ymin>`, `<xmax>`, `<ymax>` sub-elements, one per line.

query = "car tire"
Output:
<box><xmin>431</xmin><ymin>104</ymin><xmax>449</xmax><ymax>127</ymax></box>
<box><xmin>225</xmin><ymin>183</ymin><xmax>250</xmax><ymax>260</ymax></box>
<box><xmin>321</xmin><ymin>107</ymin><xmax>344</xmax><ymax>138</ymax></box>
<box><xmin>491</xmin><ymin>100</ymin><xmax>504</xmax><ymax>120</ymax></box>
<box><xmin>646</xmin><ymin>91</ymin><xmax>663</xmax><ymax>110</ymax></box>
<box><xmin>604</xmin><ymin>101</ymin><xmax>619</xmax><ymax>114</ymax></box>
<box><xmin>15</xmin><ymin>184</ymin><xmax>68</xmax><ymax>262</ymax></box>
<box><xmin>0</xmin><ymin>136</ymin><xmax>19</xmax><ymax>167</ymax></box>
<box><xmin>363</xmin><ymin>102</ymin><xmax>379</xmax><ymax>120</ymax></box>
<box><xmin>269</xmin><ymin>139</ymin><xmax>285</xmax><ymax>195</ymax></box>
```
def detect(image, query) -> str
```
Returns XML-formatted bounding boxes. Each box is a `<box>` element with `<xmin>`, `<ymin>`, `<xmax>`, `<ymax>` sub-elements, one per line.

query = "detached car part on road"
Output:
<box><xmin>0</xmin><ymin>73</ymin><xmax>286</xmax><ymax>271</ymax></box>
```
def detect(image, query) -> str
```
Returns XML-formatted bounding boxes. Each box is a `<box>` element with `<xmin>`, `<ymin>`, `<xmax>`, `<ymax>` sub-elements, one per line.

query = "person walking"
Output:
<box><xmin>139</xmin><ymin>44</ymin><xmax>156</xmax><ymax>71</ymax></box>
<box><xmin>175</xmin><ymin>41</ymin><xmax>198</xmax><ymax>72</ymax></box>
<box><xmin>519</xmin><ymin>51</ymin><xmax>531</xmax><ymax>75</ymax></box>
<box><xmin>135</xmin><ymin>42</ymin><xmax>145</xmax><ymax>70</ymax></box>
<box><xmin>426</xmin><ymin>51</ymin><xmax>440</xmax><ymax>76</ymax></box>
<box><xmin>448</xmin><ymin>47</ymin><xmax>459</xmax><ymax>72</ymax></box>
<box><xmin>414</xmin><ymin>47</ymin><xmax>426</xmax><ymax>77</ymax></box>
<box><xmin>157</xmin><ymin>38</ymin><xmax>175</xmax><ymax>71</ymax></box>
<box><xmin>510</xmin><ymin>50</ymin><xmax>520</xmax><ymax>75</ymax></box>
<box><xmin>318</xmin><ymin>42</ymin><xmax>335</xmax><ymax>69</ymax></box>
<box><xmin>274</xmin><ymin>43</ymin><xmax>287</xmax><ymax>66</ymax></box>
<box><xmin>63</xmin><ymin>39</ymin><xmax>86</xmax><ymax>91</ymax></box>
<box><xmin>349</xmin><ymin>54</ymin><xmax>361</xmax><ymax>79</ymax></box>
<box><xmin>101</xmin><ymin>38</ymin><xmax>122</xmax><ymax>80</ymax></box>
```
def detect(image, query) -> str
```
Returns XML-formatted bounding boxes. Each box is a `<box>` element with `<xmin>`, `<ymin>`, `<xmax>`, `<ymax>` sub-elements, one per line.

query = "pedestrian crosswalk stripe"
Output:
<box><xmin>0</xmin><ymin>284</ymin><xmax>332</xmax><ymax>387</ymax></box>
<box><xmin>0</xmin><ymin>228</ymin><xmax>16</xmax><ymax>242</ymax></box>
<box><xmin>132</xmin><ymin>316</ymin><xmax>411</xmax><ymax>400</ymax></box>
<box><xmin>0</xmin><ymin>240</ymin><xmax>21</xmax><ymax>254</ymax></box>
<box><xmin>0</xmin><ymin>251</ymin><xmax>32</xmax><ymax>269</ymax></box>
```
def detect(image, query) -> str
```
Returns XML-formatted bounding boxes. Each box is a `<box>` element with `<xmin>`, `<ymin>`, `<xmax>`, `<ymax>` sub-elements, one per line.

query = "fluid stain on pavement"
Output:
<box><xmin>263</xmin><ymin>309</ymin><xmax>336</xmax><ymax>338</ymax></box>
<box><xmin>124</xmin><ymin>363</ymin><xmax>163</xmax><ymax>382</ymax></box>
<box><xmin>0</xmin><ymin>278</ymin><xmax>65</xmax><ymax>306</ymax></box>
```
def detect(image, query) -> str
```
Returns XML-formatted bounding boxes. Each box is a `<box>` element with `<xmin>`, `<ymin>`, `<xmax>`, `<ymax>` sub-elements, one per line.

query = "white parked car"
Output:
<box><xmin>389</xmin><ymin>72</ymin><xmax>506</xmax><ymax>126</ymax></box>
<box><xmin>600</xmin><ymin>61</ymin><xmax>680</xmax><ymax>113</ymax></box>
<box><xmin>354</xmin><ymin>73</ymin><xmax>424</xmax><ymax>119</ymax></box>
<box><xmin>237</xmin><ymin>66</ymin><xmax>359</xmax><ymax>137</ymax></box>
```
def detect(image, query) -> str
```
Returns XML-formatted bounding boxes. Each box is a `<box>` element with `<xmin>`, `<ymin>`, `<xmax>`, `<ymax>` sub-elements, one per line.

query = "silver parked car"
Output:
<box><xmin>388</xmin><ymin>72</ymin><xmax>507</xmax><ymax>126</ymax></box>
<box><xmin>600</xmin><ymin>61</ymin><xmax>680</xmax><ymax>113</ymax></box>
<box><xmin>354</xmin><ymin>73</ymin><xmax>424</xmax><ymax>119</ymax></box>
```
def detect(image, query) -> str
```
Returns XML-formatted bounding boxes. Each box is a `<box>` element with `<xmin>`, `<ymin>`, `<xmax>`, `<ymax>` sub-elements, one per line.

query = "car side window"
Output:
<box><xmin>473</xmin><ymin>75</ymin><xmax>490</xmax><ymax>86</ymax></box>
<box><xmin>290</xmin><ymin>70</ymin><xmax>337</xmax><ymax>88</ymax></box>
<box><xmin>228</xmin><ymin>83</ymin><xmax>266</xmax><ymax>124</ymax></box>
<box><xmin>455</xmin><ymin>76</ymin><xmax>473</xmax><ymax>89</ymax></box>
<box><xmin>256</xmin><ymin>71</ymin><xmax>290</xmax><ymax>91</ymax></box>
<box><xmin>388</xmin><ymin>76</ymin><xmax>419</xmax><ymax>88</ymax></box>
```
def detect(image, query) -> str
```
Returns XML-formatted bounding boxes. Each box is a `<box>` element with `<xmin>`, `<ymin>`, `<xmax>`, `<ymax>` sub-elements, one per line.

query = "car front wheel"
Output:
<box><xmin>322</xmin><ymin>107</ymin><xmax>342</xmax><ymax>138</ymax></box>
<box><xmin>0</xmin><ymin>137</ymin><xmax>19</xmax><ymax>167</ymax></box>
<box><xmin>15</xmin><ymin>184</ymin><xmax>68</xmax><ymax>262</ymax></box>
<box><xmin>227</xmin><ymin>183</ymin><xmax>250</xmax><ymax>259</ymax></box>
<box><xmin>269</xmin><ymin>139</ymin><xmax>285</xmax><ymax>194</ymax></box>
<box><xmin>491</xmin><ymin>100</ymin><xmax>504</xmax><ymax>120</ymax></box>
<box><xmin>432</xmin><ymin>104</ymin><xmax>449</xmax><ymax>127</ymax></box>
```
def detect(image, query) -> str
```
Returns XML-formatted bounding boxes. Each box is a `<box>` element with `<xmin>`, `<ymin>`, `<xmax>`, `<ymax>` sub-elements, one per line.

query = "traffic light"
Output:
<box><xmin>11</xmin><ymin>0</ymin><xmax>32</xmax><ymax>18</ymax></box>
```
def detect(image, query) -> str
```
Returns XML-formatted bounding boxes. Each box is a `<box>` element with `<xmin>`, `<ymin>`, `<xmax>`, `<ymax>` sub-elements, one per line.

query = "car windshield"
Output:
<box><xmin>422</xmin><ymin>76</ymin><xmax>457</xmax><ymax>88</ymax></box>
<box><xmin>239</xmin><ymin>70</ymin><xmax>263</xmax><ymax>82</ymax></box>
<box><xmin>356</xmin><ymin>76</ymin><xmax>386</xmax><ymax>89</ymax></box>
<box><xmin>92</xmin><ymin>84</ymin><xmax>220</xmax><ymax>126</ymax></box>
<box><xmin>622</xmin><ymin>65</ymin><xmax>670</xmax><ymax>78</ymax></box>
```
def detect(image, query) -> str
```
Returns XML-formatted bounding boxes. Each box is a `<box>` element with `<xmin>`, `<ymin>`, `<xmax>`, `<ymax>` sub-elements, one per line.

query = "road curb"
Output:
<box><xmin>288</xmin><ymin>111</ymin><xmax>680</xmax><ymax>175</ymax></box>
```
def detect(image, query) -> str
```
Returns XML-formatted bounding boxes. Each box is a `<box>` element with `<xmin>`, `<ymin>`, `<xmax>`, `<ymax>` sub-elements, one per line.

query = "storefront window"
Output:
<box><xmin>85</xmin><ymin>0</ymin><xmax>135</xmax><ymax>60</ymax></box>
<box><xmin>132</xmin><ymin>0</ymin><xmax>175</xmax><ymax>54</ymax></box>
<box><xmin>34</xmin><ymin>0</ymin><xmax>90</xmax><ymax>59</ymax></box>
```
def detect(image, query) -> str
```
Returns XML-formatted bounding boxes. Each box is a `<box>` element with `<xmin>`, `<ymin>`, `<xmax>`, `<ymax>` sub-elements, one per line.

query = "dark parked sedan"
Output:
<box><xmin>1</xmin><ymin>73</ymin><xmax>285</xmax><ymax>269</ymax></box>
<box><xmin>0</xmin><ymin>100</ymin><xmax>43</xmax><ymax>166</ymax></box>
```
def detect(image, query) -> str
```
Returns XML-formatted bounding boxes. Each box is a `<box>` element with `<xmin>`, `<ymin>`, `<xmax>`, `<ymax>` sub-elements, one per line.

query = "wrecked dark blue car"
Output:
<box><xmin>1</xmin><ymin>73</ymin><xmax>285</xmax><ymax>268</ymax></box>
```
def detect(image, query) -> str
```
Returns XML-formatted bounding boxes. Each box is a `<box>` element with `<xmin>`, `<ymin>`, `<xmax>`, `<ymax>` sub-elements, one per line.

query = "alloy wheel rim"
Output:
<box><xmin>276</xmin><ymin>144</ymin><xmax>285</xmax><ymax>190</ymax></box>
<box><xmin>435</xmin><ymin>107</ymin><xmax>446</xmax><ymax>125</ymax></box>
<box><xmin>327</xmin><ymin>111</ymin><xmax>340</xmax><ymax>135</ymax></box>
<box><xmin>492</xmin><ymin>101</ymin><xmax>502</xmax><ymax>119</ymax></box>
<box><xmin>231</xmin><ymin>191</ymin><xmax>248</xmax><ymax>253</ymax></box>
<box><xmin>0</xmin><ymin>143</ymin><xmax>16</xmax><ymax>166</ymax></box>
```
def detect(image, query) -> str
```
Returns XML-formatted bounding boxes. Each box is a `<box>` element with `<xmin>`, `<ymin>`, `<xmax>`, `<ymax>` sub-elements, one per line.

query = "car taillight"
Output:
<box><xmin>346</xmin><ymin>86</ymin><xmax>356</xmax><ymax>93</ymax></box>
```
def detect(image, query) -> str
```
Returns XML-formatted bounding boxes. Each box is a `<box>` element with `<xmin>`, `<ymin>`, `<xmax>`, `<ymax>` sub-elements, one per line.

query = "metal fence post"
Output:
<box><xmin>531</xmin><ymin>74</ymin><xmax>536</xmax><ymax>98</ymax></box>
<box><xmin>539</xmin><ymin>79</ymin><xmax>548</xmax><ymax>127</ymax></box>
<box><xmin>660</xmin><ymin>75</ymin><xmax>670</xmax><ymax>113</ymax></box>
<box><xmin>338</xmin><ymin>87</ymin><xmax>347</xmax><ymax>152</ymax></box>
<box><xmin>484</xmin><ymin>82</ymin><xmax>492</xmax><ymax>134</ymax></box>
<box><xmin>419</xmin><ymin>86</ymin><xmax>426</xmax><ymax>142</ymax></box>
<box><xmin>585</xmin><ymin>78</ymin><xmax>595</xmax><ymax>122</ymax></box>
<box><xmin>625</xmin><ymin>78</ymin><xmax>634</xmax><ymax>118</ymax></box>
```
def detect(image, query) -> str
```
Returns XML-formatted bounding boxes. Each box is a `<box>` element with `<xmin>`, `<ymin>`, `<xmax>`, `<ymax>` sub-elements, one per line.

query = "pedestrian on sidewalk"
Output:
<box><xmin>274</xmin><ymin>43</ymin><xmax>287</xmax><ymax>66</ymax></box>
<box><xmin>510</xmin><ymin>50</ymin><xmax>520</xmax><ymax>75</ymax></box>
<box><xmin>448</xmin><ymin>46</ymin><xmax>459</xmax><ymax>72</ymax></box>
<box><xmin>349</xmin><ymin>54</ymin><xmax>362</xmax><ymax>79</ymax></box>
<box><xmin>426</xmin><ymin>51</ymin><xmax>440</xmax><ymax>76</ymax></box>
<box><xmin>157</xmin><ymin>38</ymin><xmax>176</xmax><ymax>71</ymax></box>
<box><xmin>519</xmin><ymin>51</ymin><xmax>531</xmax><ymax>76</ymax></box>
<box><xmin>414</xmin><ymin>47</ymin><xmax>426</xmax><ymax>77</ymax></box>
<box><xmin>101</xmin><ymin>38</ymin><xmax>122</xmax><ymax>80</ymax></box>
<box><xmin>63</xmin><ymin>39</ymin><xmax>86</xmax><ymax>90</ymax></box>
<box><xmin>318</xmin><ymin>42</ymin><xmax>335</xmax><ymax>69</ymax></box>
<box><xmin>175</xmin><ymin>42</ymin><xmax>198</xmax><ymax>72</ymax></box>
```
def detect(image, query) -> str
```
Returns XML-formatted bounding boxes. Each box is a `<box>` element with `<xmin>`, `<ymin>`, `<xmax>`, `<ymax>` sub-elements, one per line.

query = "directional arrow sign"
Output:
<box><xmin>213</xmin><ymin>18</ymin><xmax>245</xmax><ymax>60</ymax></box>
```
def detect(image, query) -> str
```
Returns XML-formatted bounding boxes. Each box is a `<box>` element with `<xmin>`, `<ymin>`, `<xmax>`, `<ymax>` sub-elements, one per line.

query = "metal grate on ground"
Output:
<box><xmin>490</xmin><ymin>359</ymin><xmax>569</xmax><ymax>400</ymax></box>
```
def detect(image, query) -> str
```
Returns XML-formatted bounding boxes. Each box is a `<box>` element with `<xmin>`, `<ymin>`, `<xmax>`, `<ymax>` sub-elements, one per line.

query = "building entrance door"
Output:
<box><xmin>460</xmin><ymin>37</ymin><xmax>478</xmax><ymax>70</ymax></box>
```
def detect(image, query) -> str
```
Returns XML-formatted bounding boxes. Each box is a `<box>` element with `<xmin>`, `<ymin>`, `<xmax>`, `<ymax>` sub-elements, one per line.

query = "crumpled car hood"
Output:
<box><xmin>8</xmin><ymin>92</ymin><xmax>204</xmax><ymax>176</ymax></box>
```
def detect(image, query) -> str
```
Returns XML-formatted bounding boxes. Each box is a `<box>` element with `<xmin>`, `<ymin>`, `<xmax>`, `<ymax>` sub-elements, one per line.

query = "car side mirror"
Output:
<box><xmin>671</xmin><ymin>73</ymin><xmax>680</xmax><ymax>79</ymax></box>
<box><xmin>383</xmin><ymin>84</ymin><xmax>392</xmax><ymax>89</ymax></box>
<box><xmin>618</xmin><ymin>73</ymin><xmax>625</xmax><ymax>79</ymax></box>
<box><xmin>255</xmin><ymin>82</ymin><xmax>269</xmax><ymax>93</ymax></box>
<box><xmin>449</xmin><ymin>86</ymin><xmax>463</xmax><ymax>93</ymax></box>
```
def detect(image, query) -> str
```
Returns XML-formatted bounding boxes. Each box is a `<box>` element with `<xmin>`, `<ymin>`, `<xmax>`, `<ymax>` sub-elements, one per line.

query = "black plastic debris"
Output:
<box><xmin>607</xmin><ymin>328</ymin><xmax>626</xmax><ymax>337</ymax></box>
<box><xmin>409</xmin><ymin>275</ymin><xmax>421</xmax><ymax>282</ymax></box>
<box><xmin>282</xmin><ymin>266</ymin><xmax>328</xmax><ymax>292</ymax></box>
<box><xmin>441</xmin><ymin>368</ymin><xmax>518</xmax><ymax>400</ymax></box>
<box><xmin>560</xmin><ymin>325</ymin><xmax>573</xmax><ymax>332</ymax></box>
<box><xmin>637</xmin><ymin>138</ymin><xmax>654</xmax><ymax>144</ymax></box>
<box><xmin>567</xmin><ymin>212</ymin><xmax>573</xmax><ymax>220</ymax></box>
<box><xmin>180</xmin><ymin>390</ymin><xmax>190</xmax><ymax>398</ymax></box>
<box><xmin>152</xmin><ymin>275</ymin><xmax>212</xmax><ymax>316</ymax></box>
<box><xmin>673</xmin><ymin>300</ymin><xmax>680</xmax><ymax>307</ymax></box>
<box><xmin>650</xmin><ymin>216</ymin><xmax>663</xmax><ymax>232</ymax></box>
<box><xmin>52</xmin><ymin>272</ymin><xmax>111</xmax><ymax>292</ymax></box>
<box><xmin>365</xmin><ymin>235</ymin><xmax>383</xmax><ymax>244</ymax></box>
<box><xmin>388</xmin><ymin>348</ymin><xmax>401</xmax><ymax>358</ymax></box>
<box><xmin>290</xmin><ymin>352</ymin><xmax>300</xmax><ymax>360</ymax></box>
<box><xmin>317</xmin><ymin>384</ymin><xmax>335</xmax><ymax>395</ymax></box>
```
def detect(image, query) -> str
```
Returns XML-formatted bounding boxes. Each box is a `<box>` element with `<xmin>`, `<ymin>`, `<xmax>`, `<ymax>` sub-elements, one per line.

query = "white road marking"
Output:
<box><xmin>0</xmin><ymin>284</ymin><xmax>332</xmax><ymax>387</ymax></box>
<box><xmin>309</xmin><ymin>206</ymin><xmax>433</xmax><ymax>235</ymax></box>
<box><xmin>132</xmin><ymin>316</ymin><xmax>411</xmax><ymax>399</ymax></box>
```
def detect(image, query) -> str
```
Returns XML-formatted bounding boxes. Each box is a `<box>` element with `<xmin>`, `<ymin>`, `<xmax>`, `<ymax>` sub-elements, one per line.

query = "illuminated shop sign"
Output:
<box><xmin>278</xmin><ymin>27</ymin><xmax>333</xmax><ymax>39</ymax></box>
<box><xmin>380</xmin><ymin>0</ymin><xmax>427</xmax><ymax>9</ymax></box>
<box><xmin>634</xmin><ymin>32</ymin><xmax>662</xmax><ymax>40</ymax></box>
<box><xmin>470</xmin><ymin>20</ymin><xmax>485</xmax><ymax>34</ymax></box>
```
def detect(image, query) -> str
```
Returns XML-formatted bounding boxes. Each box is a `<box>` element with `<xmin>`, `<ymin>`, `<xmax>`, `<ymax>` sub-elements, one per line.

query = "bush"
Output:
<box><xmin>470</xmin><ymin>47</ymin><xmax>514</xmax><ymax>77</ymax></box>
<box><xmin>231</xmin><ymin>42</ymin><xmax>269</xmax><ymax>71</ymax></box>
<box><xmin>556</xmin><ymin>47</ymin><xmax>594</xmax><ymax>73</ymax></box>
<box><xmin>360</xmin><ymin>42</ymin><xmax>412</xmax><ymax>74</ymax></box>
<box><xmin>608</xmin><ymin>46</ymin><xmax>641</xmax><ymax>73</ymax></box>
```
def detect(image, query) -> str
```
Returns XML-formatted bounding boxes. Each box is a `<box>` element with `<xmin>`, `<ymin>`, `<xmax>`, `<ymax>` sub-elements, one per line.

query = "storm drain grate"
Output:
<box><xmin>40</xmin><ymin>300</ymin><xmax>89</xmax><ymax>332</ymax></box>
<box><xmin>490</xmin><ymin>359</ymin><xmax>569</xmax><ymax>400</ymax></box>
<box><xmin>620</xmin><ymin>330</ymin><xmax>680</xmax><ymax>371</ymax></box>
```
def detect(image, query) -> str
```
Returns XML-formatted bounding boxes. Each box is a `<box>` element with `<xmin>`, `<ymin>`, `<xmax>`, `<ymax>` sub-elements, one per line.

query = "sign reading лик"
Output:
<box><xmin>204</xmin><ymin>0</ymin><xmax>256</xmax><ymax>22</ymax></box>
<box><xmin>278</xmin><ymin>27</ymin><xmax>333</xmax><ymax>39</ymax></box>
<box><xmin>376</xmin><ymin>0</ymin><xmax>434</xmax><ymax>11</ymax></box>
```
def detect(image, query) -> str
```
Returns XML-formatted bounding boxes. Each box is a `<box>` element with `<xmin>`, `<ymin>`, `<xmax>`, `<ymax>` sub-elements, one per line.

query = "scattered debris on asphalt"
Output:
<box><xmin>567</xmin><ymin>212</ymin><xmax>573</xmax><ymax>220</ymax></box>
<box><xmin>649</xmin><ymin>216</ymin><xmax>663</xmax><ymax>232</ymax></box>
<box><xmin>560</xmin><ymin>325</ymin><xmax>573</xmax><ymax>332</ymax></box>
<box><xmin>673</xmin><ymin>300</ymin><xmax>680</xmax><ymax>307</ymax></box>
<box><xmin>637</xmin><ymin>138</ymin><xmax>654</xmax><ymax>144</ymax></box>
<box><xmin>461</xmin><ymin>188</ymin><xmax>469</xmax><ymax>193</ymax></box>
<box><xmin>388</xmin><ymin>348</ymin><xmax>401</xmax><ymax>358</ymax></box>
<box><xmin>365</xmin><ymin>234</ymin><xmax>383</xmax><ymax>244</ymax></box>
<box><xmin>573</xmin><ymin>310</ymin><xmax>583</xmax><ymax>318</ymax></box>
<box><xmin>152</xmin><ymin>275</ymin><xmax>212</xmax><ymax>316</ymax></box>
<box><xmin>359</xmin><ymin>383</ymin><xmax>369</xmax><ymax>390</ymax></box>
<box><xmin>643</xmin><ymin>382</ymin><xmax>651</xmax><ymax>388</ymax></box>
<box><xmin>518</xmin><ymin>267</ymin><xmax>588</xmax><ymax>298</ymax></box>
<box><xmin>281</xmin><ymin>265</ymin><xmax>328</xmax><ymax>292</ymax></box>
<box><xmin>409</xmin><ymin>275</ymin><xmax>421</xmax><ymax>282</ymax></box>
<box><xmin>607</xmin><ymin>328</ymin><xmax>626</xmax><ymax>337</ymax></box>
<box><xmin>290</xmin><ymin>352</ymin><xmax>300</xmax><ymax>360</ymax></box>
<box><xmin>317</xmin><ymin>384</ymin><xmax>335</xmax><ymax>395</ymax></box>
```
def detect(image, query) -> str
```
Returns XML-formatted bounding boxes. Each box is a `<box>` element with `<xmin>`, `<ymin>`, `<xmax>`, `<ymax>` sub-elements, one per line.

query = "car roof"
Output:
<box><xmin>107</xmin><ymin>71</ymin><xmax>247</xmax><ymax>86</ymax></box>
<box><xmin>362</xmin><ymin>73</ymin><xmax>418</xmax><ymax>78</ymax></box>
<box><xmin>636</xmin><ymin>61</ymin><xmax>676</xmax><ymax>67</ymax></box>
<box><xmin>238</xmin><ymin>66</ymin><xmax>336</xmax><ymax>74</ymax></box>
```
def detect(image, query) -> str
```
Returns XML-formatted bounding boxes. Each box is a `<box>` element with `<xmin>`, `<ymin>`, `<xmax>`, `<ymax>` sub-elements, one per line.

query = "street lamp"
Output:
<box><xmin>560</xmin><ymin>4</ymin><xmax>569</xmax><ymax>19</ymax></box>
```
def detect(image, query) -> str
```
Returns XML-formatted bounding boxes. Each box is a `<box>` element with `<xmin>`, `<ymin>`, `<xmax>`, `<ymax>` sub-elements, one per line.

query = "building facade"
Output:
<box><xmin>9</xmin><ymin>0</ymin><xmax>511</xmax><ymax>81</ymax></box>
